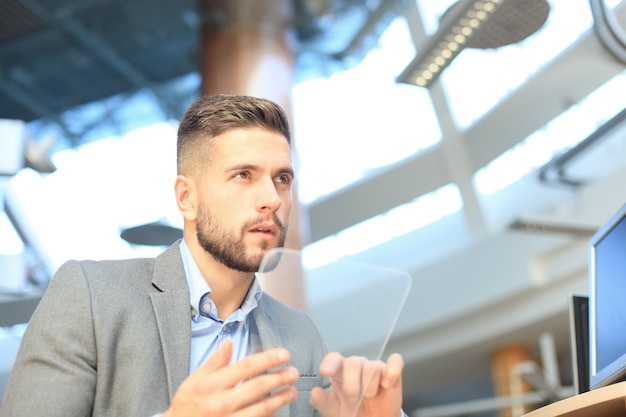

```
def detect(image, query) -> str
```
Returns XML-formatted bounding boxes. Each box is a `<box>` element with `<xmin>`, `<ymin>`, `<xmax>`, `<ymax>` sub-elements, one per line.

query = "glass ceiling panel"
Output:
<box><xmin>442</xmin><ymin>0</ymin><xmax>600</xmax><ymax>130</ymax></box>
<box><xmin>293</xmin><ymin>17</ymin><xmax>441</xmax><ymax>204</ymax></box>
<box><xmin>474</xmin><ymin>71</ymin><xmax>626</xmax><ymax>195</ymax></box>
<box><xmin>302</xmin><ymin>184</ymin><xmax>462</xmax><ymax>269</ymax></box>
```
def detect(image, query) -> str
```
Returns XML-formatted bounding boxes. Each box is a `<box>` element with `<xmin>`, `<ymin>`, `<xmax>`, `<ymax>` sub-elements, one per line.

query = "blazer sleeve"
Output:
<box><xmin>0</xmin><ymin>261</ymin><xmax>97</xmax><ymax>417</ymax></box>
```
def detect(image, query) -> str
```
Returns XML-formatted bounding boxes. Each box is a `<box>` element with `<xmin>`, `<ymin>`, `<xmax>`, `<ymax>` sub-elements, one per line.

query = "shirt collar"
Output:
<box><xmin>179</xmin><ymin>239</ymin><xmax>262</xmax><ymax>323</ymax></box>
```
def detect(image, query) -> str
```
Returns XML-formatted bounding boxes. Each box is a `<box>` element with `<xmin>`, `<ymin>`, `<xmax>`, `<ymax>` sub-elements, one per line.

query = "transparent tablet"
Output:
<box><xmin>258</xmin><ymin>248</ymin><xmax>412</xmax><ymax>417</ymax></box>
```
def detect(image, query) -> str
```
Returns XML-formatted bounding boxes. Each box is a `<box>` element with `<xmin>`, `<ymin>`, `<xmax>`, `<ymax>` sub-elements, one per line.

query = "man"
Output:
<box><xmin>0</xmin><ymin>95</ymin><xmax>405</xmax><ymax>417</ymax></box>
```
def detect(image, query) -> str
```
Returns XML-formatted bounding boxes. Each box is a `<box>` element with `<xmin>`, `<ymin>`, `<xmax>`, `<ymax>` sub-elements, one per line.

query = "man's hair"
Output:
<box><xmin>177</xmin><ymin>94</ymin><xmax>292</xmax><ymax>175</ymax></box>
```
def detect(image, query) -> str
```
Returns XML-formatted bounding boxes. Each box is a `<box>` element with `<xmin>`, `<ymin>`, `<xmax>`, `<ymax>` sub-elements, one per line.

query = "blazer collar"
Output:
<box><xmin>149</xmin><ymin>240</ymin><xmax>192</xmax><ymax>401</ymax></box>
<box><xmin>249</xmin><ymin>295</ymin><xmax>282</xmax><ymax>353</ymax></box>
<box><xmin>152</xmin><ymin>239</ymin><xmax>188</xmax><ymax>292</ymax></box>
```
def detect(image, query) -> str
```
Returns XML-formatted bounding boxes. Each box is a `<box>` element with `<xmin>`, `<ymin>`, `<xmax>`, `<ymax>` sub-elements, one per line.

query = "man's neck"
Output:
<box><xmin>187</xmin><ymin>243</ymin><xmax>255</xmax><ymax>320</ymax></box>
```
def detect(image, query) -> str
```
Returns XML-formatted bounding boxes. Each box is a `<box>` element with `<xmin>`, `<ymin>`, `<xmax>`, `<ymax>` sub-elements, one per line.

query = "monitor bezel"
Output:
<box><xmin>589</xmin><ymin>202</ymin><xmax>626</xmax><ymax>390</ymax></box>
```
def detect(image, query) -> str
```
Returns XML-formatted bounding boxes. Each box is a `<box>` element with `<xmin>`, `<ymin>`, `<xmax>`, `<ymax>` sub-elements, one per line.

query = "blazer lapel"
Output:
<box><xmin>249</xmin><ymin>297</ymin><xmax>282</xmax><ymax>353</ymax></box>
<box><xmin>250</xmin><ymin>297</ymin><xmax>318</xmax><ymax>417</ymax></box>
<box><xmin>150</xmin><ymin>241</ymin><xmax>192</xmax><ymax>401</ymax></box>
<box><xmin>249</xmin><ymin>298</ymin><xmax>293</xmax><ymax>417</ymax></box>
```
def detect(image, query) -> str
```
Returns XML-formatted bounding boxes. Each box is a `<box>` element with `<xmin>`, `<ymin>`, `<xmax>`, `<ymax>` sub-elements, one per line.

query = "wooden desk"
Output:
<box><xmin>523</xmin><ymin>382</ymin><xmax>626</xmax><ymax>417</ymax></box>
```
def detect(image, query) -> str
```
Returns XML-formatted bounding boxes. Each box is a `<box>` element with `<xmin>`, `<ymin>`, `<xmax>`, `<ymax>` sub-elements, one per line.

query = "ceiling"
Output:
<box><xmin>0</xmin><ymin>0</ymin><xmax>400</xmax><ymax>147</ymax></box>
<box><xmin>0</xmin><ymin>0</ymin><xmax>197</xmax><ymax>133</ymax></box>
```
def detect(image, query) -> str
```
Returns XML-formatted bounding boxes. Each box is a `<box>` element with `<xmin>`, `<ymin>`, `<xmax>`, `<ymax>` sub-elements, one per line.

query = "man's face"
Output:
<box><xmin>194</xmin><ymin>127</ymin><xmax>293</xmax><ymax>272</ymax></box>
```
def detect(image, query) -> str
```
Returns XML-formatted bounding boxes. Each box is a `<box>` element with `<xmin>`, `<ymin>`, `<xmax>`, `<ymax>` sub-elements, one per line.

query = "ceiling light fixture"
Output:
<box><xmin>120</xmin><ymin>222</ymin><xmax>183</xmax><ymax>247</ymax></box>
<box><xmin>397</xmin><ymin>0</ymin><xmax>550</xmax><ymax>88</ymax></box>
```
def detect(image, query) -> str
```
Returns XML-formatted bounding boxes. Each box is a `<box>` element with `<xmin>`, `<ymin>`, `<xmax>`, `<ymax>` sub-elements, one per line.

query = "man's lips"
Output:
<box><xmin>247</xmin><ymin>223</ymin><xmax>278</xmax><ymax>235</ymax></box>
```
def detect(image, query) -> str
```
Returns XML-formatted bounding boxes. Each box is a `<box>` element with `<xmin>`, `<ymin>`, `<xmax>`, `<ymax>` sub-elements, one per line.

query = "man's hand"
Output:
<box><xmin>163</xmin><ymin>339</ymin><xmax>299</xmax><ymax>417</ymax></box>
<box><xmin>310</xmin><ymin>352</ymin><xmax>404</xmax><ymax>417</ymax></box>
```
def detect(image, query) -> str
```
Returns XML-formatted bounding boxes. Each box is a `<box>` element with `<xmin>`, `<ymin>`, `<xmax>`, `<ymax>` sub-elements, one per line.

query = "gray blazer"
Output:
<box><xmin>0</xmin><ymin>242</ymin><xmax>326</xmax><ymax>417</ymax></box>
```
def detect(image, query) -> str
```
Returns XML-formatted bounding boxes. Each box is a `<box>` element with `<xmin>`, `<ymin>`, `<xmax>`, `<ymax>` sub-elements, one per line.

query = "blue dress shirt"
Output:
<box><xmin>179</xmin><ymin>239</ymin><xmax>262</xmax><ymax>371</ymax></box>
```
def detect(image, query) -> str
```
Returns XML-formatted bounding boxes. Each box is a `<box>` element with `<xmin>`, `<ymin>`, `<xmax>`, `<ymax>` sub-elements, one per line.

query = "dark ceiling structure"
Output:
<box><xmin>1</xmin><ymin>0</ymin><xmax>196</xmax><ymax>121</ymax></box>
<box><xmin>0</xmin><ymin>0</ymin><xmax>403</xmax><ymax>147</ymax></box>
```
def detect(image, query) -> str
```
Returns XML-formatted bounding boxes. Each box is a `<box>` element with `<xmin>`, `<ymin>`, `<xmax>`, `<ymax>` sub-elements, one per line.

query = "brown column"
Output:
<box><xmin>199</xmin><ymin>0</ymin><xmax>308</xmax><ymax>310</ymax></box>
<box><xmin>491</xmin><ymin>345</ymin><xmax>533</xmax><ymax>417</ymax></box>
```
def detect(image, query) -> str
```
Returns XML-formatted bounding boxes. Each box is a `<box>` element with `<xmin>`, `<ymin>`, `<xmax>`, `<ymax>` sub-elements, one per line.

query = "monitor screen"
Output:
<box><xmin>589</xmin><ymin>202</ymin><xmax>626</xmax><ymax>390</ymax></box>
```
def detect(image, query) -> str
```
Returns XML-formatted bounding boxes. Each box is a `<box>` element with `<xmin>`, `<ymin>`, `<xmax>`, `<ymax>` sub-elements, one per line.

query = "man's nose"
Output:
<box><xmin>256</xmin><ymin>178</ymin><xmax>281</xmax><ymax>212</ymax></box>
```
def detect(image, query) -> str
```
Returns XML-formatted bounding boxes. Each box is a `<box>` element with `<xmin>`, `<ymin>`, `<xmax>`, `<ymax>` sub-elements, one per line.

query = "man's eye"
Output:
<box><xmin>275</xmin><ymin>174</ymin><xmax>292</xmax><ymax>185</ymax></box>
<box><xmin>235</xmin><ymin>172</ymin><xmax>250</xmax><ymax>179</ymax></box>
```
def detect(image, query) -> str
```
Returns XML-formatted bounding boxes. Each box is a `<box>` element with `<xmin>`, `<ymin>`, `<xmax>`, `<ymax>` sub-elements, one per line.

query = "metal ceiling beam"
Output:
<box><xmin>294</xmin><ymin>0</ymin><xmax>406</xmax><ymax>79</ymax></box>
<box><xmin>590</xmin><ymin>0</ymin><xmax>626</xmax><ymax>62</ymax></box>
<box><xmin>331</xmin><ymin>0</ymin><xmax>408</xmax><ymax>61</ymax></box>
<box><xmin>538</xmin><ymin>106</ymin><xmax>626</xmax><ymax>188</ymax></box>
<box><xmin>0</xmin><ymin>72</ymin><xmax>76</xmax><ymax>141</ymax></box>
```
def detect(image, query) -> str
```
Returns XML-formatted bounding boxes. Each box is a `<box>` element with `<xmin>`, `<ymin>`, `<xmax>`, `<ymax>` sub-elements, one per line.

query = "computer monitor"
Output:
<box><xmin>568</xmin><ymin>294</ymin><xmax>589</xmax><ymax>394</ymax></box>
<box><xmin>589</xmin><ymin>202</ymin><xmax>626</xmax><ymax>390</ymax></box>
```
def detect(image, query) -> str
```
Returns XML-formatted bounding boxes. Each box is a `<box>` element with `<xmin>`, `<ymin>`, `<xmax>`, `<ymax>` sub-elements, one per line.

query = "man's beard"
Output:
<box><xmin>196</xmin><ymin>202</ymin><xmax>287</xmax><ymax>272</ymax></box>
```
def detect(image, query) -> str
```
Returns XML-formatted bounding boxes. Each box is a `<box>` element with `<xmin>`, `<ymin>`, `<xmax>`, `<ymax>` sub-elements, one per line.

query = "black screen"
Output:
<box><xmin>569</xmin><ymin>294</ymin><xmax>589</xmax><ymax>394</ymax></box>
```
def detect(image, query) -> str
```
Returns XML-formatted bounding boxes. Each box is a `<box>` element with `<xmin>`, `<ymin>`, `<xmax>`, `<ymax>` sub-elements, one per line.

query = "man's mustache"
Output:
<box><xmin>242</xmin><ymin>214</ymin><xmax>286</xmax><ymax>234</ymax></box>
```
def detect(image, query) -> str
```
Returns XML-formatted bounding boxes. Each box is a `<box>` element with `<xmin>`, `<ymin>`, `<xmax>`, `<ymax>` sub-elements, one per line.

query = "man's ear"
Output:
<box><xmin>175</xmin><ymin>174</ymin><xmax>197</xmax><ymax>221</ymax></box>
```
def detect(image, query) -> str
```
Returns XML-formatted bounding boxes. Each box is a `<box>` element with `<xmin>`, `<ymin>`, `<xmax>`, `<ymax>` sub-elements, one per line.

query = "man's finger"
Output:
<box><xmin>318</xmin><ymin>351</ymin><xmax>344</xmax><ymax>378</ymax></box>
<box><xmin>199</xmin><ymin>339</ymin><xmax>234</xmax><ymax>373</ymax></box>
<box><xmin>241</xmin><ymin>386</ymin><xmax>297</xmax><ymax>417</ymax></box>
<box><xmin>214</xmin><ymin>346</ymin><xmax>292</xmax><ymax>388</ymax></box>
<box><xmin>230</xmin><ymin>366</ymin><xmax>299</xmax><ymax>410</ymax></box>
<box><xmin>382</xmin><ymin>353</ymin><xmax>404</xmax><ymax>389</ymax></box>
<box><xmin>310</xmin><ymin>386</ymin><xmax>331</xmax><ymax>415</ymax></box>
<box><xmin>341</xmin><ymin>356</ymin><xmax>368</xmax><ymax>400</ymax></box>
<box><xmin>362</xmin><ymin>361</ymin><xmax>383</xmax><ymax>398</ymax></box>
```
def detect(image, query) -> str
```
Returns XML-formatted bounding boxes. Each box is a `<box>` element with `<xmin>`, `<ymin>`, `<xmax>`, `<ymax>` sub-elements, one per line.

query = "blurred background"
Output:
<box><xmin>1</xmin><ymin>0</ymin><xmax>626</xmax><ymax>415</ymax></box>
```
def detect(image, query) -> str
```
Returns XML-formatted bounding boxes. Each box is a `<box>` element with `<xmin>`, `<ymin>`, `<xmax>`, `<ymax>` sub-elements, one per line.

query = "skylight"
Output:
<box><xmin>302</xmin><ymin>184</ymin><xmax>462</xmax><ymax>269</ymax></box>
<box><xmin>474</xmin><ymin>72</ymin><xmax>626</xmax><ymax>195</ymax></box>
<box><xmin>442</xmin><ymin>0</ymin><xmax>597</xmax><ymax>129</ymax></box>
<box><xmin>292</xmin><ymin>17</ymin><xmax>440</xmax><ymax>205</ymax></box>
